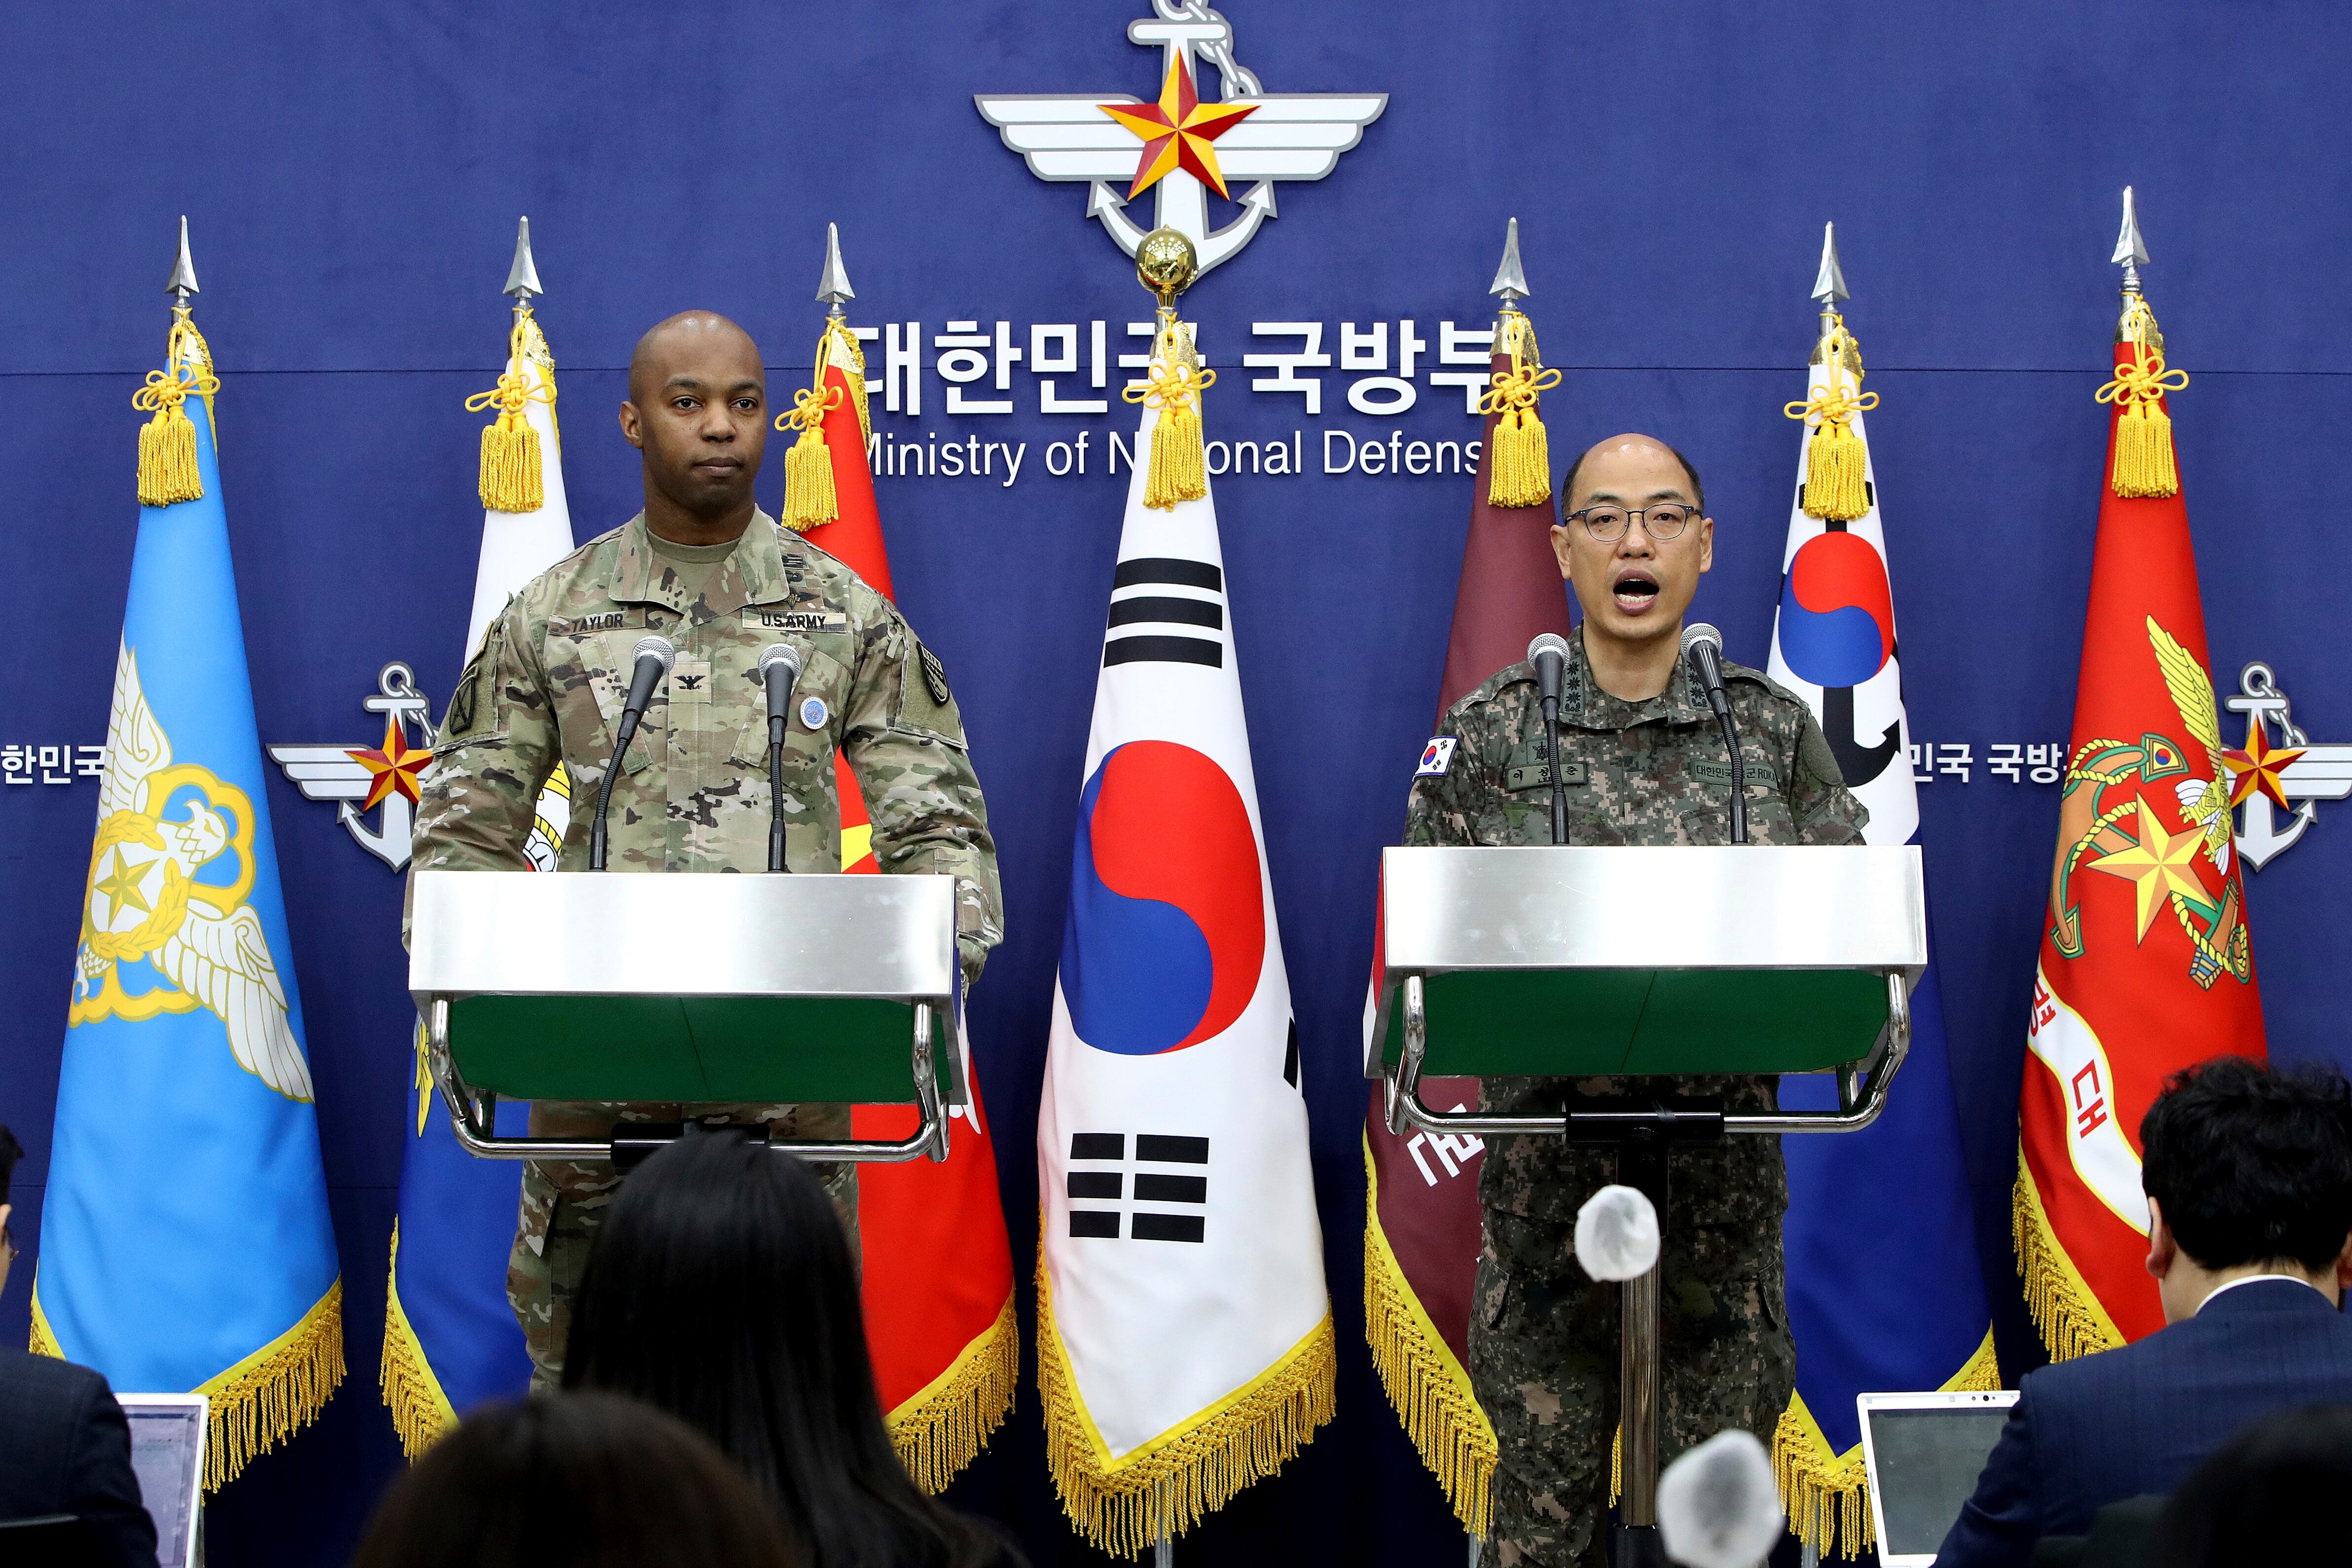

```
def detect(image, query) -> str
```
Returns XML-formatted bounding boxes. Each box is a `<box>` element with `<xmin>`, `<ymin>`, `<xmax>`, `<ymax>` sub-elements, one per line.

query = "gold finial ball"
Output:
<box><xmin>1135</xmin><ymin>227</ymin><xmax>1198</xmax><ymax>302</ymax></box>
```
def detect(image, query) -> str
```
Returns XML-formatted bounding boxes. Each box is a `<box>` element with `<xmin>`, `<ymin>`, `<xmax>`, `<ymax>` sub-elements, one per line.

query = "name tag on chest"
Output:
<box><xmin>1690</xmin><ymin>758</ymin><xmax>1777</xmax><ymax>789</ymax></box>
<box><xmin>744</xmin><ymin>606</ymin><xmax>848</xmax><ymax>635</ymax></box>
<box><xmin>1506</xmin><ymin>760</ymin><xmax>1588</xmax><ymax>791</ymax></box>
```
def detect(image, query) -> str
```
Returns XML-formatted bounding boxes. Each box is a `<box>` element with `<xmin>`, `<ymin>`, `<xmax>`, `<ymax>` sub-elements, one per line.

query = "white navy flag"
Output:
<box><xmin>1036</xmin><ymin>332</ymin><xmax>1332</xmax><ymax>1555</ymax></box>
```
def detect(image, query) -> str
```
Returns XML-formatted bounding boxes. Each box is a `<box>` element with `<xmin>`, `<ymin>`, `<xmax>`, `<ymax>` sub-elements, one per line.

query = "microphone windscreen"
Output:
<box><xmin>632</xmin><ymin>635</ymin><xmax>677</xmax><ymax>673</ymax></box>
<box><xmin>757</xmin><ymin>642</ymin><xmax>803</xmax><ymax>682</ymax></box>
<box><xmin>1679</xmin><ymin>623</ymin><xmax>1723</xmax><ymax>660</ymax></box>
<box><xmin>1527</xmin><ymin>632</ymin><xmax>1571</xmax><ymax>665</ymax></box>
<box><xmin>1657</xmin><ymin>1429</ymin><xmax>1784</xmax><ymax>1568</ymax></box>
<box><xmin>1574</xmin><ymin>1184</ymin><xmax>1661</xmax><ymax>1283</ymax></box>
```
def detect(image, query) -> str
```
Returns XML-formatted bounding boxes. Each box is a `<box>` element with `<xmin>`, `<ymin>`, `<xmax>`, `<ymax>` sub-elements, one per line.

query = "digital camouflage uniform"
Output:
<box><xmin>409</xmin><ymin>510</ymin><xmax>1002</xmax><ymax>1389</ymax></box>
<box><xmin>1404</xmin><ymin>633</ymin><xmax>1866</xmax><ymax>1568</ymax></box>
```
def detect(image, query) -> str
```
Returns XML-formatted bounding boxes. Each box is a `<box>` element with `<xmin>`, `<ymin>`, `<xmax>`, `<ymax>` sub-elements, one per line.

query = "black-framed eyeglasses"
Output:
<box><xmin>1564</xmin><ymin>502</ymin><xmax>1701</xmax><ymax>541</ymax></box>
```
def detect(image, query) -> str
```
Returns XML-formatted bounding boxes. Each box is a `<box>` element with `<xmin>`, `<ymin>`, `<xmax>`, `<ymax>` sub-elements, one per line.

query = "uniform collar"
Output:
<box><xmin>1559</xmin><ymin>625</ymin><xmax>1713</xmax><ymax>730</ymax></box>
<box><xmin>609</xmin><ymin>510</ymin><xmax>796</xmax><ymax>616</ymax></box>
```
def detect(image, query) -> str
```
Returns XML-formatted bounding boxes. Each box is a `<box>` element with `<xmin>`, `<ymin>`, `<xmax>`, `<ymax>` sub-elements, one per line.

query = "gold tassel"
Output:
<box><xmin>1122</xmin><ymin>313</ymin><xmax>1215</xmax><ymax>512</ymax></box>
<box><xmin>2097</xmin><ymin>301</ymin><xmax>2187</xmax><ymax>500</ymax></box>
<box><xmin>132</xmin><ymin>310</ymin><xmax>218</xmax><ymax>507</ymax></box>
<box><xmin>466</xmin><ymin>313</ymin><xmax>554</xmax><ymax>513</ymax></box>
<box><xmin>777</xmin><ymin>381</ymin><xmax>844</xmax><ymax>532</ymax></box>
<box><xmin>1784</xmin><ymin>320</ymin><xmax>1878</xmax><ymax>520</ymax></box>
<box><xmin>1480</xmin><ymin>310</ymin><xmax>1561</xmax><ymax>509</ymax></box>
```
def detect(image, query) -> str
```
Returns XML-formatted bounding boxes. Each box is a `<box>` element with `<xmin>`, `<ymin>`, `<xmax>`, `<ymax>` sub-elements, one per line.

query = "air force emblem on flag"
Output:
<box><xmin>1416</xmin><ymin>737</ymin><xmax>1457</xmax><ymax>778</ymax></box>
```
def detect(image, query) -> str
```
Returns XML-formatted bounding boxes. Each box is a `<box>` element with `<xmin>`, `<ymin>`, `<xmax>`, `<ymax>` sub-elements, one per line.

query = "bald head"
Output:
<box><xmin>1561</xmin><ymin>433</ymin><xmax>1705</xmax><ymax>517</ymax></box>
<box><xmin>627</xmin><ymin>311</ymin><xmax>762</xmax><ymax>405</ymax></box>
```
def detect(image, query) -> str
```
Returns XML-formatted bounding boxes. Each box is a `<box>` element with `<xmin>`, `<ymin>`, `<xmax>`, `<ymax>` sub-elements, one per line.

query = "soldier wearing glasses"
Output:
<box><xmin>1405</xmin><ymin>434</ymin><xmax>1867</xmax><ymax>1566</ymax></box>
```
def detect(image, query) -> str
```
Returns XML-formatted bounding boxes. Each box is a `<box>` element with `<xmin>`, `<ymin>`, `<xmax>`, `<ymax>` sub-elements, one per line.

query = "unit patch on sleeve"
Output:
<box><xmin>1416</xmin><ymin>737</ymin><xmax>1458</xmax><ymax>778</ymax></box>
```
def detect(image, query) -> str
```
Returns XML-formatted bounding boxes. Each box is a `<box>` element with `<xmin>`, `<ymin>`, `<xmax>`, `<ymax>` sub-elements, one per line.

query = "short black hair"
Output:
<box><xmin>2140</xmin><ymin>1056</ymin><xmax>2352</xmax><ymax>1273</ymax></box>
<box><xmin>1559</xmin><ymin>440</ymin><xmax>1706</xmax><ymax>519</ymax></box>
<box><xmin>0</xmin><ymin>1123</ymin><xmax>21</xmax><ymax>1208</ymax></box>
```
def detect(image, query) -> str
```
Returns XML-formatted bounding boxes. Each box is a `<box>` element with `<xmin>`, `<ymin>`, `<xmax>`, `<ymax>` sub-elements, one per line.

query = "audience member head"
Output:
<box><xmin>564</xmin><ymin>1130</ymin><xmax>1013</xmax><ymax>1568</ymax></box>
<box><xmin>0</xmin><ymin>1121</ymin><xmax>24</xmax><ymax>1296</ymax></box>
<box><xmin>2144</xmin><ymin>1403</ymin><xmax>2352</xmax><ymax>1567</ymax></box>
<box><xmin>2140</xmin><ymin>1055</ymin><xmax>2352</xmax><ymax>1321</ymax></box>
<box><xmin>347</xmin><ymin>1392</ymin><xmax>796</xmax><ymax>1568</ymax></box>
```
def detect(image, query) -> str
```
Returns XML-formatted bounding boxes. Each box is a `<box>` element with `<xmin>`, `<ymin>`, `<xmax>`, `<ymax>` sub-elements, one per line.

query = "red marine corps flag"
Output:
<box><xmin>2016</xmin><ymin>190</ymin><xmax>2266</xmax><ymax>1358</ymax></box>
<box><xmin>781</xmin><ymin>227</ymin><xmax>1017</xmax><ymax>1486</ymax></box>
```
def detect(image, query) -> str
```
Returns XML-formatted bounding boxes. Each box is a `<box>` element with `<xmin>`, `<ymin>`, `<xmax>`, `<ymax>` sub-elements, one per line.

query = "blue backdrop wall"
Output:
<box><xmin>3</xmin><ymin>3</ymin><xmax>2350</xmax><ymax>1563</ymax></box>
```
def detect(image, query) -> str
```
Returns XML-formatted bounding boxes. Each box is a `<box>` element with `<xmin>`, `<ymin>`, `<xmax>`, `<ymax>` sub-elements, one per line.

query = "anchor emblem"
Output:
<box><xmin>268</xmin><ymin>663</ymin><xmax>434</xmax><ymax>870</ymax></box>
<box><xmin>976</xmin><ymin>0</ymin><xmax>1386</xmax><ymax>278</ymax></box>
<box><xmin>2222</xmin><ymin>662</ymin><xmax>2352</xmax><ymax>871</ymax></box>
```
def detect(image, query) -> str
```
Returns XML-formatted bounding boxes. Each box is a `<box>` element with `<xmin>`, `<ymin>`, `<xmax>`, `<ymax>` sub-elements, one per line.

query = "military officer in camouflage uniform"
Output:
<box><xmin>410</xmin><ymin>312</ymin><xmax>1002</xmax><ymax>1389</ymax></box>
<box><xmin>1405</xmin><ymin>434</ymin><xmax>1866</xmax><ymax>1566</ymax></box>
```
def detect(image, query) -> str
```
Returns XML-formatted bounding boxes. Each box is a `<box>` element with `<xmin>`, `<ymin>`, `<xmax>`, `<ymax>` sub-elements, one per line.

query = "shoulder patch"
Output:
<box><xmin>1416</xmin><ymin>737</ymin><xmax>1458</xmax><ymax>778</ymax></box>
<box><xmin>919</xmin><ymin>640</ymin><xmax>951</xmax><ymax>706</ymax></box>
<box><xmin>1797</xmin><ymin>709</ymin><xmax>1849</xmax><ymax>787</ymax></box>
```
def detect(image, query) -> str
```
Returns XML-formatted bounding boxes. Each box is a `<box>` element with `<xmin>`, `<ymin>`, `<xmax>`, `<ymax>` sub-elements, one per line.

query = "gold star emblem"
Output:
<box><xmin>1100</xmin><ymin>57</ymin><xmax>1258</xmax><ymax>201</ymax></box>
<box><xmin>95</xmin><ymin>846</ymin><xmax>153</xmax><ymax>919</ymax></box>
<box><xmin>347</xmin><ymin>717</ymin><xmax>431</xmax><ymax>813</ymax></box>
<box><xmin>2219</xmin><ymin>718</ymin><xmax>2306</xmax><ymax>812</ymax></box>
<box><xmin>2087</xmin><ymin>797</ymin><xmax>2210</xmax><ymax>942</ymax></box>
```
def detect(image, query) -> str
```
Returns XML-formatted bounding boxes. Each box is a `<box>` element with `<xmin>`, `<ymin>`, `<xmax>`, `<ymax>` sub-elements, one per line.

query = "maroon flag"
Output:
<box><xmin>1364</xmin><ymin>331</ymin><xmax>1570</xmax><ymax>1536</ymax></box>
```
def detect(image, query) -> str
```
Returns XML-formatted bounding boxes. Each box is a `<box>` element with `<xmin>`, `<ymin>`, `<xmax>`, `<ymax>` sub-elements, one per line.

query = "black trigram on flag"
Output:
<box><xmin>1065</xmin><ymin>1132</ymin><xmax>1210</xmax><ymax>1242</ymax></box>
<box><xmin>1101</xmin><ymin>558</ymin><xmax>1224</xmax><ymax>669</ymax></box>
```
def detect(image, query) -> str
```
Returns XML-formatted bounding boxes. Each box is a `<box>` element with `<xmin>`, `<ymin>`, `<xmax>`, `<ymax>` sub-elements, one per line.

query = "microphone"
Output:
<box><xmin>1679</xmin><ymin>623</ymin><xmax>1747</xmax><ymax>845</ymax></box>
<box><xmin>589</xmin><ymin>635</ymin><xmax>675</xmax><ymax>870</ymax></box>
<box><xmin>1527</xmin><ymin>633</ymin><xmax>1572</xmax><ymax>846</ymax></box>
<box><xmin>757</xmin><ymin>644</ymin><xmax>804</xmax><ymax>873</ymax></box>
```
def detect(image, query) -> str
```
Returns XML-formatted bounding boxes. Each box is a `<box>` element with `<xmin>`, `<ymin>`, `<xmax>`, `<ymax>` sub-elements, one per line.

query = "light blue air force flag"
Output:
<box><xmin>36</xmin><ymin>314</ymin><xmax>342</xmax><ymax>1489</ymax></box>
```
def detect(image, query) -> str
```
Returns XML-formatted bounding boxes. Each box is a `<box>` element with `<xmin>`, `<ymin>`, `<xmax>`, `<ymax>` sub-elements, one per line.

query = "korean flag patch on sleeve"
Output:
<box><xmin>1416</xmin><ymin>737</ymin><xmax>1458</xmax><ymax>778</ymax></box>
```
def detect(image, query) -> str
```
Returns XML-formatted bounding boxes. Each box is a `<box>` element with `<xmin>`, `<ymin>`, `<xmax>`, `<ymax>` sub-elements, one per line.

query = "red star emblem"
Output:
<box><xmin>1100</xmin><ymin>58</ymin><xmax>1257</xmax><ymax>201</ymax></box>
<box><xmin>2220</xmin><ymin>718</ymin><xmax>2307</xmax><ymax>812</ymax></box>
<box><xmin>348</xmin><ymin>716</ymin><xmax>431</xmax><ymax>813</ymax></box>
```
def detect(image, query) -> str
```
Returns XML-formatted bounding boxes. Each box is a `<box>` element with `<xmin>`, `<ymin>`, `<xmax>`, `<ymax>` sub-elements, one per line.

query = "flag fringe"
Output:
<box><xmin>193</xmin><ymin>1277</ymin><xmax>346</xmax><ymax>1489</ymax></box>
<box><xmin>1036</xmin><ymin>1248</ymin><xmax>1335</xmax><ymax>1557</ymax></box>
<box><xmin>379</xmin><ymin>1220</ymin><xmax>459</xmax><ymax>1460</ymax></box>
<box><xmin>29</xmin><ymin>1283</ymin><xmax>62</xmax><ymax>1357</ymax></box>
<box><xmin>884</xmin><ymin>1290</ymin><xmax>1019</xmax><ymax>1494</ymax></box>
<box><xmin>2012</xmin><ymin>1154</ymin><xmax>2124</xmax><ymax>1361</ymax></box>
<box><xmin>1361</xmin><ymin>1137</ymin><xmax>1494</xmax><ymax>1536</ymax></box>
<box><xmin>1771</xmin><ymin>1329</ymin><xmax>2001</xmax><ymax>1560</ymax></box>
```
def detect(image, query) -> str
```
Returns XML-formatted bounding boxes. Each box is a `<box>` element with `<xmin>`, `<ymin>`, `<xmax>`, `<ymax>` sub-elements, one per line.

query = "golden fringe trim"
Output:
<box><xmin>466</xmin><ymin>311</ymin><xmax>555</xmax><ymax>513</ymax></box>
<box><xmin>379</xmin><ymin>1220</ymin><xmax>459</xmax><ymax>1460</ymax></box>
<box><xmin>133</xmin><ymin>309</ymin><xmax>218</xmax><ymax>507</ymax></box>
<box><xmin>885</xmin><ymin>1291</ymin><xmax>1020</xmax><ymax>1493</ymax></box>
<box><xmin>1362</xmin><ymin>1137</ymin><xmax>1495</xmax><ymax>1536</ymax></box>
<box><xmin>2097</xmin><ymin>301</ymin><xmax>2186</xmax><ymax>500</ymax></box>
<box><xmin>2012</xmin><ymin>1152</ymin><xmax>2124</xmax><ymax>1361</ymax></box>
<box><xmin>1480</xmin><ymin>309</ymin><xmax>1560</xmax><ymax>509</ymax></box>
<box><xmin>1772</xmin><ymin>1328</ymin><xmax>2000</xmax><ymax>1559</ymax></box>
<box><xmin>1784</xmin><ymin>319</ymin><xmax>1877</xmax><ymax>521</ymax></box>
<box><xmin>30</xmin><ymin>1281</ymin><xmax>63</xmax><ymax>1357</ymax></box>
<box><xmin>195</xmin><ymin>1277</ymin><xmax>346</xmax><ymax>1489</ymax></box>
<box><xmin>1123</xmin><ymin>312</ymin><xmax>1214</xmax><ymax>512</ymax></box>
<box><xmin>1036</xmin><ymin>1245</ymin><xmax>1335</xmax><ymax>1557</ymax></box>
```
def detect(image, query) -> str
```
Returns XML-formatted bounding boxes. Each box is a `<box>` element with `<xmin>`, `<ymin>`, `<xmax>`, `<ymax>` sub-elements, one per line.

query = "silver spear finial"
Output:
<box><xmin>503</xmin><ymin>217</ymin><xmax>543</xmax><ymax>302</ymax></box>
<box><xmin>165</xmin><ymin>216</ymin><xmax>199</xmax><ymax>305</ymax></box>
<box><xmin>1489</xmin><ymin>216</ymin><xmax>1529</xmax><ymax>306</ymax></box>
<box><xmin>1811</xmin><ymin>221</ymin><xmax>1850</xmax><ymax>307</ymax></box>
<box><xmin>816</xmin><ymin>223</ymin><xmax>855</xmax><ymax>318</ymax></box>
<box><xmin>2112</xmin><ymin>186</ymin><xmax>2150</xmax><ymax>296</ymax></box>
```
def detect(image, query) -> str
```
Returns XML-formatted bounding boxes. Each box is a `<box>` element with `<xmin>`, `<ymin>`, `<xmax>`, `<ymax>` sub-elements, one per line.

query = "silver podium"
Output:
<box><xmin>410</xmin><ymin>870</ymin><xmax>965</xmax><ymax>1165</ymax></box>
<box><xmin>1366</xmin><ymin>845</ymin><xmax>1925</xmax><ymax>1567</ymax></box>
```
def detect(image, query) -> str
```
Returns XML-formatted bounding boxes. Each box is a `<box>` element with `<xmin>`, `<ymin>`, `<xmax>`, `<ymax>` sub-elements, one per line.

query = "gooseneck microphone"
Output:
<box><xmin>757</xmin><ymin>643</ymin><xmax>804</xmax><ymax>873</ymax></box>
<box><xmin>1528</xmin><ymin>633</ymin><xmax>1571</xmax><ymax>846</ymax></box>
<box><xmin>1679</xmin><ymin>623</ymin><xmax>1746</xmax><ymax>845</ymax></box>
<box><xmin>589</xmin><ymin>635</ymin><xmax>675</xmax><ymax>870</ymax></box>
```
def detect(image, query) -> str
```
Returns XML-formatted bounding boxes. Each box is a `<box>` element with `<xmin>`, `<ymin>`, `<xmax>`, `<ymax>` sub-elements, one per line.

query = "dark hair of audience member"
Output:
<box><xmin>0</xmin><ymin>1121</ymin><xmax>23</xmax><ymax>1204</ymax></box>
<box><xmin>2139</xmin><ymin>1055</ymin><xmax>2352</xmax><ymax>1271</ymax></box>
<box><xmin>2144</xmin><ymin>1403</ymin><xmax>2352</xmax><ymax>1566</ymax></box>
<box><xmin>347</xmin><ymin>1393</ymin><xmax>796</xmax><ymax>1568</ymax></box>
<box><xmin>563</xmin><ymin>1131</ymin><xmax>1017</xmax><ymax>1568</ymax></box>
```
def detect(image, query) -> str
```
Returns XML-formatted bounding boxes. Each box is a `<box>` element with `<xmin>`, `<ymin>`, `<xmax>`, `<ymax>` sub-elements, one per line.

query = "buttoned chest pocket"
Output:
<box><xmin>546</xmin><ymin>613</ymin><xmax>662</xmax><ymax>781</ymax></box>
<box><xmin>1493</xmin><ymin>741</ymin><xmax>1615</xmax><ymax>846</ymax></box>
<box><xmin>723</xmin><ymin>639</ymin><xmax>854</xmax><ymax>783</ymax></box>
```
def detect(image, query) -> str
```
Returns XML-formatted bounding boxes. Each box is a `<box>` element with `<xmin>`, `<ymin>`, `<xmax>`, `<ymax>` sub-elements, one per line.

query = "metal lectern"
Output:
<box><xmin>409</xmin><ymin>870</ymin><xmax>965</xmax><ymax>1164</ymax></box>
<box><xmin>1367</xmin><ymin>845</ymin><xmax>1926</xmax><ymax>1568</ymax></box>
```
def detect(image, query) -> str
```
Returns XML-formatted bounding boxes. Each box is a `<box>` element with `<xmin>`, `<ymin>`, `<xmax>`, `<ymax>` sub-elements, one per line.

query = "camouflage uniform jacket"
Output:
<box><xmin>411</xmin><ymin>510</ymin><xmax>1002</xmax><ymax>973</ymax></box>
<box><xmin>1403</xmin><ymin>631</ymin><xmax>1866</xmax><ymax>1227</ymax></box>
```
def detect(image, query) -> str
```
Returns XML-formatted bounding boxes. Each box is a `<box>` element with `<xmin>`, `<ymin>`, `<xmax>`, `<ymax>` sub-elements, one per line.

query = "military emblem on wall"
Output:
<box><xmin>2222</xmin><ymin>662</ymin><xmax>2352</xmax><ymax>871</ymax></box>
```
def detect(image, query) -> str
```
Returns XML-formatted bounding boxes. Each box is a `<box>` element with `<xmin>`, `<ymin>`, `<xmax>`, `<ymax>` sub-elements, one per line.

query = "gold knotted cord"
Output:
<box><xmin>2096</xmin><ymin>303</ymin><xmax>2187</xmax><ymax>499</ymax></box>
<box><xmin>1480</xmin><ymin>309</ymin><xmax>1559</xmax><ymax>509</ymax></box>
<box><xmin>133</xmin><ymin>309</ymin><xmax>219</xmax><ymax>507</ymax></box>
<box><xmin>1783</xmin><ymin>320</ymin><xmax>1878</xmax><ymax>521</ymax></box>
<box><xmin>778</xmin><ymin>380</ymin><xmax>846</xmax><ymax>532</ymax></box>
<box><xmin>1124</xmin><ymin>319</ymin><xmax>1215</xmax><ymax>511</ymax></box>
<box><xmin>465</xmin><ymin>312</ymin><xmax>556</xmax><ymax>513</ymax></box>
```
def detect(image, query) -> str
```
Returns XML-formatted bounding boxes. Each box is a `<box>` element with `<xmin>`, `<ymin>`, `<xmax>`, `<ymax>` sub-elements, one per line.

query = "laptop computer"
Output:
<box><xmin>1858</xmin><ymin>1389</ymin><xmax>2019</xmax><ymax>1566</ymax></box>
<box><xmin>116</xmin><ymin>1393</ymin><xmax>206</xmax><ymax>1568</ymax></box>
